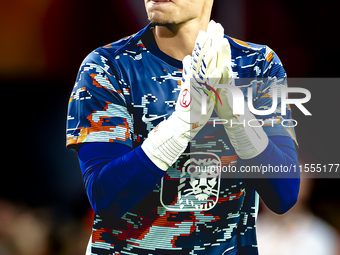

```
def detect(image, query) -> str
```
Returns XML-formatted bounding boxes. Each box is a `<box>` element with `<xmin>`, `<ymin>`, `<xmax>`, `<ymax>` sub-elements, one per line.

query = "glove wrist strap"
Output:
<box><xmin>224</xmin><ymin>111</ymin><xmax>269</xmax><ymax>160</ymax></box>
<box><xmin>141</xmin><ymin>114</ymin><xmax>191</xmax><ymax>171</ymax></box>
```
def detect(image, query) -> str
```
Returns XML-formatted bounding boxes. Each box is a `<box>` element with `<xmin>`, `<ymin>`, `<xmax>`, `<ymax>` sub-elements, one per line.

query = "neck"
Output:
<box><xmin>153</xmin><ymin>18</ymin><xmax>209</xmax><ymax>61</ymax></box>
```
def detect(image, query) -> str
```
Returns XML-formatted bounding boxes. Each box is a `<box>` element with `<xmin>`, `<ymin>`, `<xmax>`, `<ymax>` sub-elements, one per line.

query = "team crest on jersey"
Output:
<box><xmin>160</xmin><ymin>152</ymin><xmax>221</xmax><ymax>211</ymax></box>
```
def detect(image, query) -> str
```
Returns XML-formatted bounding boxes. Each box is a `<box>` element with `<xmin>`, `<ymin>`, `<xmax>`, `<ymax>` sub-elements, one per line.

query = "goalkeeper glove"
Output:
<box><xmin>214</xmin><ymin>85</ymin><xmax>269</xmax><ymax>159</ymax></box>
<box><xmin>142</xmin><ymin>20</ymin><xmax>230</xmax><ymax>170</ymax></box>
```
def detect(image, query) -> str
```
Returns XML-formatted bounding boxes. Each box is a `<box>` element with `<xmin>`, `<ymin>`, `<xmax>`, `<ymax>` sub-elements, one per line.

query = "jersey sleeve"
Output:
<box><xmin>253</xmin><ymin>47</ymin><xmax>297</xmax><ymax>145</ymax></box>
<box><xmin>66</xmin><ymin>50</ymin><xmax>134</xmax><ymax>150</ymax></box>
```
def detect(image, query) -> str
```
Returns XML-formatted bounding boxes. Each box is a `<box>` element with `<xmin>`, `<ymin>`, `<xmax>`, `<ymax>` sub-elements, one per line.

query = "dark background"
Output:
<box><xmin>1</xmin><ymin>1</ymin><xmax>339</xmax><ymax>254</ymax></box>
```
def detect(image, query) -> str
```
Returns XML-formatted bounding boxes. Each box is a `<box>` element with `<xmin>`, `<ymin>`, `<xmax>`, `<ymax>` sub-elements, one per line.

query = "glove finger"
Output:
<box><xmin>207</xmin><ymin>20</ymin><xmax>217</xmax><ymax>36</ymax></box>
<box><xmin>207</xmin><ymin>20</ymin><xmax>224</xmax><ymax>48</ymax></box>
<box><xmin>207</xmin><ymin>67</ymin><xmax>222</xmax><ymax>87</ymax></box>
<box><xmin>181</xmin><ymin>55</ymin><xmax>192</xmax><ymax>85</ymax></box>
<box><xmin>192</xmin><ymin>31</ymin><xmax>210</xmax><ymax>69</ymax></box>
<box><xmin>220</xmin><ymin>38</ymin><xmax>231</xmax><ymax>59</ymax></box>
<box><xmin>203</xmin><ymin>47</ymin><xmax>218</xmax><ymax>71</ymax></box>
<box><xmin>195</xmin><ymin>30</ymin><xmax>209</xmax><ymax>45</ymax></box>
<box><xmin>182</xmin><ymin>55</ymin><xmax>192</xmax><ymax>74</ymax></box>
<box><xmin>195</xmin><ymin>47</ymin><xmax>217</xmax><ymax>83</ymax></box>
<box><xmin>214</xmin><ymin>38</ymin><xmax>230</xmax><ymax>69</ymax></box>
<box><xmin>193</xmin><ymin>30</ymin><xmax>210</xmax><ymax>56</ymax></box>
<box><xmin>213</xmin><ymin>23</ymin><xmax>224</xmax><ymax>46</ymax></box>
<box><xmin>207</xmin><ymin>20</ymin><xmax>224</xmax><ymax>39</ymax></box>
<box><xmin>220</xmin><ymin>58</ymin><xmax>232</xmax><ymax>84</ymax></box>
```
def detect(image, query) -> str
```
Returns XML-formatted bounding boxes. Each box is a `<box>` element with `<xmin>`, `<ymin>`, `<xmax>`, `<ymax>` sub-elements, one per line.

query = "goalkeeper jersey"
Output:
<box><xmin>66</xmin><ymin>24</ymin><xmax>296</xmax><ymax>255</ymax></box>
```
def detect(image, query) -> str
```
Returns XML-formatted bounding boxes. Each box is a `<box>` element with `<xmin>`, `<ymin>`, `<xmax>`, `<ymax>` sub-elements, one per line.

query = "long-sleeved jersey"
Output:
<box><xmin>66</xmin><ymin>24</ymin><xmax>298</xmax><ymax>255</ymax></box>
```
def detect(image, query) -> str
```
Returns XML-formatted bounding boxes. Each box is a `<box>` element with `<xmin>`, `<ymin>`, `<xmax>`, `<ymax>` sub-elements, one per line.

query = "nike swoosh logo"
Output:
<box><xmin>142</xmin><ymin>114</ymin><xmax>168</xmax><ymax>123</ymax></box>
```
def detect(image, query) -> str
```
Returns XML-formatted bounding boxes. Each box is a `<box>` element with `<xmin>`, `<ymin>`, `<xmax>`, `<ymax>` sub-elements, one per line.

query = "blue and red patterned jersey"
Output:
<box><xmin>66</xmin><ymin>24</ymin><xmax>297</xmax><ymax>255</ymax></box>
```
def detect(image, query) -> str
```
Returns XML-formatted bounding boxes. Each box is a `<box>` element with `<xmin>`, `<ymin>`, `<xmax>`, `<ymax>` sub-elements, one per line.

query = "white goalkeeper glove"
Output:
<box><xmin>142</xmin><ymin>20</ymin><xmax>230</xmax><ymax>170</ymax></box>
<box><xmin>203</xmin><ymin>20</ymin><xmax>233</xmax><ymax>85</ymax></box>
<box><xmin>215</xmin><ymin>84</ymin><xmax>269</xmax><ymax>159</ymax></box>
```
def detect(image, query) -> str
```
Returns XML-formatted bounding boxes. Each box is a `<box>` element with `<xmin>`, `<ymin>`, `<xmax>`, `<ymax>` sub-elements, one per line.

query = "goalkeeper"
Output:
<box><xmin>66</xmin><ymin>0</ymin><xmax>300</xmax><ymax>254</ymax></box>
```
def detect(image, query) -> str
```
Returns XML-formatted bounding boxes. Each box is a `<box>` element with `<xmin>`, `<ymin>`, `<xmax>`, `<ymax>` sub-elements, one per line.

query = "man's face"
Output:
<box><xmin>144</xmin><ymin>0</ymin><xmax>210</xmax><ymax>26</ymax></box>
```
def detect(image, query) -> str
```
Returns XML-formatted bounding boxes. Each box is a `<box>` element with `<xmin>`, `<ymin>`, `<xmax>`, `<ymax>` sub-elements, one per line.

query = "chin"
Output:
<box><xmin>149</xmin><ymin>19</ymin><xmax>170</xmax><ymax>26</ymax></box>
<box><xmin>148</xmin><ymin>13</ymin><xmax>177</xmax><ymax>26</ymax></box>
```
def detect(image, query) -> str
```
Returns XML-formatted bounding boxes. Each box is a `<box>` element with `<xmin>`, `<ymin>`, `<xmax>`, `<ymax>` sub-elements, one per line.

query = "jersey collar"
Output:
<box><xmin>140</xmin><ymin>25</ymin><xmax>183</xmax><ymax>69</ymax></box>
